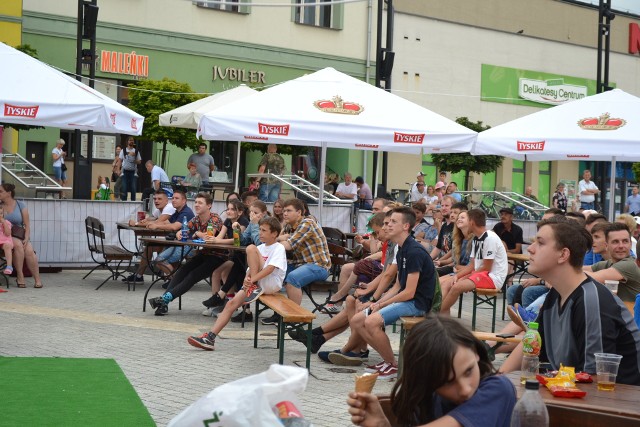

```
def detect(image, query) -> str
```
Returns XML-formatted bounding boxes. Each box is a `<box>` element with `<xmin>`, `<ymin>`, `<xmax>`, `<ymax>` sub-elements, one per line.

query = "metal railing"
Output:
<box><xmin>247</xmin><ymin>173</ymin><xmax>353</xmax><ymax>205</ymax></box>
<box><xmin>1</xmin><ymin>153</ymin><xmax>71</xmax><ymax>197</ymax></box>
<box><xmin>458</xmin><ymin>191</ymin><xmax>548</xmax><ymax>220</ymax></box>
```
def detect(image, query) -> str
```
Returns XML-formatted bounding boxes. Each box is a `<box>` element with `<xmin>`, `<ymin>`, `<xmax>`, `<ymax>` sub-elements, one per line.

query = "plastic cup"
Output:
<box><xmin>520</xmin><ymin>355</ymin><xmax>539</xmax><ymax>384</ymax></box>
<box><xmin>595</xmin><ymin>353</ymin><xmax>622</xmax><ymax>391</ymax></box>
<box><xmin>137</xmin><ymin>211</ymin><xmax>146</xmax><ymax>222</ymax></box>
<box><xmin>604</xmin><ymin>280</ymin><xmax>619</xmax><ymax>294</ymax></box>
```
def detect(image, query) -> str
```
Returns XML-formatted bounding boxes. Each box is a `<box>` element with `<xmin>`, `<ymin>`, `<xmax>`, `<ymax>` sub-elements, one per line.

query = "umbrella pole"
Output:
<box><xmin>234</xmin><ymin>141</ymin><xmax>241</xmax><ymax>193</ymax></box>
<box><xmin>608</xmin><ymin>157</ymin><xmax>616</xmax><ymax>221</ymax></box>
<box><xmin>318</xmin><ymin>142</ymin><xmax>327</xmax><ymax>224</ymax></box>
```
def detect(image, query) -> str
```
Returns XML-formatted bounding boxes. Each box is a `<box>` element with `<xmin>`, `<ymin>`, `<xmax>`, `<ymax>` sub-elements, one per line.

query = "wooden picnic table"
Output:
<box><xmin>506</xmin><ymin>372</ymin><xmax>640</xmax><ymax>427</ymax></box>
<box><xmin>116</xmin><ymin>221</ymin><xmax>171</xmax><ymax>255</ymax></box>
<box><xmin>377</xmin><ymin>372</ymin><xmax>640</xmax><ymax>427</ymax></box>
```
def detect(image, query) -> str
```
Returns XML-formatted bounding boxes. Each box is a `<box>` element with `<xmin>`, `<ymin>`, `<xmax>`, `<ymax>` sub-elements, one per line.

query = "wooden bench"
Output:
<box><xmin>472</xmin><ymin>331</ymin><xmax>521</xmax><ymax>359</ymax></box>
<box><xmin>253</xmin><ymin>293</ymin><xmax>316</xmax><ymax>370</ymax></box>
<box><xmin>84</xmin><ymin>216</ymin><xmax>135</xmax><ymax>290</ymax></box>
<box><xmin>458</xmin><ymin>288</ymin><xmax>501</xmax><ymax>332</ymax></box>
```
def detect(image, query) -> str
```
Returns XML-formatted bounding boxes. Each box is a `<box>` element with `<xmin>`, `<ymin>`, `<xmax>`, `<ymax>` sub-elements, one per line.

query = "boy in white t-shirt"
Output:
<box><xmin>188</xmin><ymin>216</ymin><xmax>286</xmax><ymax>351</ymax></box>
<box><xmin>439</xmin><ymin>208</ymin><xmax>508</xmax><ymax>315</ymax></box>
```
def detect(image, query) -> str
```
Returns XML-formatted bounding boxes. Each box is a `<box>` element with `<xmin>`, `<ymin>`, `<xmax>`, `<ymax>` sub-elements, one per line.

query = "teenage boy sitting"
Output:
<box><xmin>187</xmin><ymin>217</ymin><xmax>286</xmax><ymax>350</ymax></box>
<box><xmin>439</xmin><ymin>208</ymin><xmax>508</xmax><ymax>315</ymax></box>
<box><xmin>500</xmin><ymin>216</ymin><xmax>640</xmax><ymax>385</ymax></box>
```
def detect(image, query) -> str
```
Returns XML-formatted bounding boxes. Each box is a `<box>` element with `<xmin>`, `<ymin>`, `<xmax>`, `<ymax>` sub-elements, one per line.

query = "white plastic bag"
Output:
<box><xmin>168</xmin><ymin>364</ymin><xmax>309</xmax><ymax>427</ymax></box>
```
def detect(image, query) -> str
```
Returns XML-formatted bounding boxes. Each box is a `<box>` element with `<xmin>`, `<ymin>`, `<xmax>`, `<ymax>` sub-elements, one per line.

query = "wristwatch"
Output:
<box><xmin>540</xmin><ymin>279</ymin><xmax>545</xmax><ymax>286</ymax></box>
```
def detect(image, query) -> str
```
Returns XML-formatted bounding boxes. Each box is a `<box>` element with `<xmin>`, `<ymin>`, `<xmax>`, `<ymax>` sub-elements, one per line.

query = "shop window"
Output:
<box><xmin>193</xmin><ymin>0</ymin><xmax>250</xmax><ymax>14</ymax></box>
<box><xmin>293</xmin><ymin>0</ymin><xmax>343</xmax><ymax>30</ymax></box>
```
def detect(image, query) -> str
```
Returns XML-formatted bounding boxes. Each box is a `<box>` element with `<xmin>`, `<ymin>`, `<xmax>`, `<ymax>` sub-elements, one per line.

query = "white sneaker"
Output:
<box><xmin>322</xmin><ymin>303</ymin><xmax>343</xmax><ymax>314</ymax></box>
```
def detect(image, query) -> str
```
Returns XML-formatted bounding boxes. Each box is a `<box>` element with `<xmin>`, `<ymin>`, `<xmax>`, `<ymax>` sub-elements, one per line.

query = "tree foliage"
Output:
<box><xmin>0</xmin><ymin>44</ymin><xmax>44</xmax><ymax>131</ymax></box>
<box><xmin>632</xmin><ymin>163</ymin><xmax>640</xmax><ymax>183</ymax></box>
<box><xmin>430</xmin><ymin>117</ymin><xmax>503</xmax><ymax>189</ymax></box>
<box><xmin>241</xmin><ymin>141</ymin><xmax>311</xmax><ymax>156</ymax></box>
<box><xmin>128</xmin><ymin>78</ymin><xmax>203</xmax><ymax>155</ymax></box>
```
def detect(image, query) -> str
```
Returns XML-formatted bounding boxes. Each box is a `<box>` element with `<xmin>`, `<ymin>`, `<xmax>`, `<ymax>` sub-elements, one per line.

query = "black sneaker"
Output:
<box><xmin>187</xmin><ymin>332</ymin><xmax>216</xmax><ymax>350</ymax></box>
<box><xmin>261</xmin><ymin>313</ymin><xmax>281</xmax><ymax>325</ymax></box>
<box><xmin>230</xmin><ymin>310</ymin><xmax>253</xmax><ymax>323</ymax></box>
<box><xmin>122</xmin><ymin>273</ymin><xmax>144</xmax><ymax>283</ymax></box>
<box><xmin>244</xmin><ymin>284</ymin><xmax>264</xmax><ymax>304</ymax></box>
<box><xmin>202</xmin><ymin>293</ymin><xmax>224</xmax><ymax>308</ymax></box>
<box><xmin>287</xmin><ymin>328</ymin><xmax>306</xmax><ymax>341</ymax></box>
<box><xmin>154</xmin><ymin>304</ymin><xmax>168</xmax><ymax>316</ymax></box>
<box><xmin>148</xmin><ymin>297</ymin><xmax>164</xmax><ymax>309</ymax></box>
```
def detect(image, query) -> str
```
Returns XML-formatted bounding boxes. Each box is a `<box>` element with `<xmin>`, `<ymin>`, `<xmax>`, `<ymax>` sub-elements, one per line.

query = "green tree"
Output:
<box><xmin>1</xmin><ymin>44</ymin><xmax>44</xmax><ymax>131</ymax></box>
<box><xmin>241</xmin><ymin>141</ymin><xmax>311</xmax><ymax>157</ymax></box>
<box><xmin>128</xmin><ymin>78</ymin><xmax>203</xmax><ymax>168</ymax></box>
<box><xmin>431</xmin><ymin>117</ymin><xmax>503</xmax><ymax>190</ymax></box>
<box><xmin>632</xmin><ymin>163</ymin><xmax>640</xmax><ymax>183</ymax></box>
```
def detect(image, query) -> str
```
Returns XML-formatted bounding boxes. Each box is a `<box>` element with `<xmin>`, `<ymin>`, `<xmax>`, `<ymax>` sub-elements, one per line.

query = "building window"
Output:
<box><xmin>293</xmin><ymin>0</ymin><xmax>343</xmax><ymax>29</ymax></box>
<box><xmin>193</xmin><ymin>0</ymin><xmax>250</xmax><ymax>14</ymax></box>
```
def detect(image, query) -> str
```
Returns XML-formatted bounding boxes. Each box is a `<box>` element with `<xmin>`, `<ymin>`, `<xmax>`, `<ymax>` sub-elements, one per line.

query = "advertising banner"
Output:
<box><xmin>481</xmin><ymin>64</ymin><xmax>613</xmax><ymax>108</ymax></box>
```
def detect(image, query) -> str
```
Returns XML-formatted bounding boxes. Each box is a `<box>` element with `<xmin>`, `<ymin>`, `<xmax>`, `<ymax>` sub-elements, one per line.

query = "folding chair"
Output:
<box><xmin>84</xmin><ymin>216</ymin><xmax>134</xmax><ymax>290</ymax></box>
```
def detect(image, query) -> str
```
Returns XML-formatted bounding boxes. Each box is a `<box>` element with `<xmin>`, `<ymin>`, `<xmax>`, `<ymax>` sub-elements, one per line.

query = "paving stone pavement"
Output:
<box><xmin>0</xmin><ymin>270</ymin><xmax>511</xmax><ymax>426</ymax></box>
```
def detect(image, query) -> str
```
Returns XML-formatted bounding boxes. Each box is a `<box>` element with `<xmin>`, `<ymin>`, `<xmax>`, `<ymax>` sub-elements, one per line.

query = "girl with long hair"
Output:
<box><xmin>347</xmin><ymin>315</ymin><xmax>516</xmax><ymax>426</ymax></box>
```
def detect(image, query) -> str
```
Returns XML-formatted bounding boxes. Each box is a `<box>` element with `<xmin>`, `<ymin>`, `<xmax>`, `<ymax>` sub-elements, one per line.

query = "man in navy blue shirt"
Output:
<box><xmin>329</xmin><ymin>206</ymin><xmax>436</xmax><ymax>380</ymax></box>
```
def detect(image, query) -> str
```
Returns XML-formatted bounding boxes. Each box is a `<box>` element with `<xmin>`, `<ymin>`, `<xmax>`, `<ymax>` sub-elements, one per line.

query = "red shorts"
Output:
<box><xmin>468</xmin><ymin>271</ymin><xmax>496</xmax><ymax>289</ymax></box>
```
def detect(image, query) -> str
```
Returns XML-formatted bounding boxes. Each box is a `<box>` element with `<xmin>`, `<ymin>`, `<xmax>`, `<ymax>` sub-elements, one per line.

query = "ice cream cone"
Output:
<box><xmin>355</xmin><ymin>372</ymin><xmax>379</xmax><ymax>410</ymax></box>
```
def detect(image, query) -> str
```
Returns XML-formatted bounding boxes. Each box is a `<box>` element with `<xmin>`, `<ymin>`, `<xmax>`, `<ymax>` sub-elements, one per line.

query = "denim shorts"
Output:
<box><xmin>157</xmin><ymin>246</ymin><xmax>192</xmax><ymax>264</ymax></box>
<box><xmin>378</xmin><ymin>300</ymin><xmax>425</xmax><ymax>326</ymax></box>
<box><xmin>285</xmin><ymin>263</ymin><xmax>329</xmax><ymax>288</ymax></box>
<box><xmin>53</xmin><ymin>166</ymin><xmax>66</xmax><ymax>181</ymax></box>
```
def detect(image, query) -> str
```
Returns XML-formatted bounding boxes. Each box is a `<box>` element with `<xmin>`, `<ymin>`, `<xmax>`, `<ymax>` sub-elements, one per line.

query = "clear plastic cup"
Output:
<box><xmin>520</xmin><ymin>355</ymin><xmax>539</xmax><ymax>384</ymax></box>
<box><xmin>604</xmin><ymin>280</ymin><xmax>619</xmax><ymax>294</ymax></box>
<box><xmin>595</xmin><ymin>352</ymin><xmax>622</xmax><ymax>391</ymax></box>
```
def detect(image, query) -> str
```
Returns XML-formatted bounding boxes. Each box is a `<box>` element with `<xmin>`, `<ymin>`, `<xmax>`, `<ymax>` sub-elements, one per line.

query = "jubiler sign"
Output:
<box><xmin>519</xmin><ymin>78</ymin><xmax>587</xmax><ymax>106</ymax></box>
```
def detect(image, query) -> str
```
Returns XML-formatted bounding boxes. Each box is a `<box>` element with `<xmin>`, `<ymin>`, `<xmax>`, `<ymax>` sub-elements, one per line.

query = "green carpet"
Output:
<box><xmin>0</xmin><ymin>357</ymin><xmax>155</xmax><ymax>427</ymax></box>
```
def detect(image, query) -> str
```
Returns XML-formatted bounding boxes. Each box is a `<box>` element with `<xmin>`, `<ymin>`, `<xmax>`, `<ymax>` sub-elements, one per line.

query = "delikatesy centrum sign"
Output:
<box><xmin>519</xmin><ymin>78</ymin><xmax>587</xmax><ymax>106</ymax></box>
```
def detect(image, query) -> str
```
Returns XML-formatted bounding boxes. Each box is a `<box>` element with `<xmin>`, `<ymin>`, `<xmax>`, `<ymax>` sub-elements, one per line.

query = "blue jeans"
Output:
<box><xmin>378</xmin><ymin>300</ymin><xmax>425</xmax><ymax>326</ymax></box>
<box><xmin>157</xmin><ymin>246</ymin><xmax>192</xmax><ymax>264</ymax></box>
<box><xmin>285</xmin><ymin>263</ymin><xmax>329</xmax><ymax>288</ymax></box>
<box><xmin>580</xmin><ymin>201</ymin><xmax>594</xmax><ymax>210</ymax></box>
<box><xmin>53</xmin><ymin>166</ymin><xmax>67</xmax><ymax>182</ymax></box>
<box><xmin>259</xmin><ymin>182</ymin><xmax>281</xmax><ymax>203</ymax></box>
<box><xmin>507</xmin><ymin>284</ymin><xmax>549</xmax><ymax>307</ymax></box>
<box><xmin>121</xmin><ymin>170</ymin><xmax>137</xmax><ymax>201</ymax></box>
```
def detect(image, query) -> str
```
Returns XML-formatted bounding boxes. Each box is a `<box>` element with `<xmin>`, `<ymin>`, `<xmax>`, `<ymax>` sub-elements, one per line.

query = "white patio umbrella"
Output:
<box><xmin>0</xmin><ymin>42</ymin><xmax>143</xmax><ymax>134</ymax></box>
<box><xmin>159</xmin><ymin>85</ymin><xmax>257</xmax><ymax>192</ymax></box>
<box><xmin>197</xmin><ymin>67</ymin><xmax>477</xmax><ymax>219</ymax></box>
<box><xmin>472</xmin><ymin>89</ymin><xmax>640</xmax><ymax>217</ymax></box>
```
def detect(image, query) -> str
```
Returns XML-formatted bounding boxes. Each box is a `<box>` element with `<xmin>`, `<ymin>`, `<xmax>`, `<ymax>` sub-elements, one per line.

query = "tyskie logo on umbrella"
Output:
<box><xmin>314</xmin><ymin>95</ymin><xmax>363</xmax><ymax>115</ymax></box>
<box><xmin>110</xmin><ymin>113</ymin><xmax>117</xmax><ymax>125</ymax></box>
<box><xmin>517</xmin><ymin>141</ymin><xmax>545</xmax><ymax>151</ymax></box>
<box><xmin>577</xmin><ymin>113</ymin><xmax>625</xmax><ymax>130</ymax></box>
<box><xmin>258</xmin><ymin>122</ymin><xmax>290</xmax><ymax>136</ymax></box>
<box><xmin>131</xmin><ymin>118</ymin><xmax>138</xmax><ymax>130</ymax></box>
<box><xmin>394</xmin><ymin>132</ymin><xmax>425</xmax><ymax>144</ymax></box>
<box><xmin>4</xmin><ymin>103</ymin><xmax>39</xmax><ymax>118</ymax></box>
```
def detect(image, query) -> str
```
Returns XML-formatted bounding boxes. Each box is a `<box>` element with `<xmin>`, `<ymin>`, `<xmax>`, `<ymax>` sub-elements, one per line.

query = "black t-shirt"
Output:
<box><xmin>396</xmin><ymin>236</ymin><xmax>436</xmax><ymax>312</ymax></box>
<box><xmin>538</xmin><ymin>277</ymin><xmax>640</xmax><ymax>385</ymax></box>
<box><xmin>492</xmin><ymin>222</ymin><xmax>523</xmax><ymax>251</ymax></box>
<box><xmin>436</xmin><ymin>220</ymin><xmax>454</xmax><ymax>253</ymax></box>
<box><xmin>223</xmin><ymin>216</ymin><xmax>249</xmax><ymax>239</ymax></box>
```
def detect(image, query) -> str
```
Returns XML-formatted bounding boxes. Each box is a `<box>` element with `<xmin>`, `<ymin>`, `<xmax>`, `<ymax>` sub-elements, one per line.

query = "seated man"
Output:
<box><xmin>412</xmin><ymin>202</ymin><xmax>439</xmax><ymax>252</ymax></box>
<box><xmin>493</xmin><ymin>207</ymin><xmax>523</xmax><ymax>255</ymax></box>
<box><xmin>500</xmin><ymin>216</ymin><xmax>640</xmax><ymax>385</ymax></box>
<box><xmin>440</xmin><ymin>208</ymin><xmax>508</xmax><ymax>315</ymax></box>
<box><xmin>353</xmin><ymin>198</ymin><xmax>388</xmax><ymax>255</ymax></box>
<box><xmin>261</xmin><ymin>198</ymin><xmax>331</xmax><ymax>325</ymax></box>
<box><xmin>585</xmin><ymin>222</ymin><xmax>640</xmax><ymax>302</ymax></box>
<box><xmin>328</xmin><ymin>206</ymin><xmax>436</xmax><ymax>380</ymax></box>
<box><xmin>322</xmin><ymin>213</ymin><xmax>387</xmax><ymax>313</ymax></box>
<box><xmin>123</xmin><ymin>190</ymin><xmax>183</xmax><ymax>283</ymax></box>
<box><xmin>187</xmin><ymin>217</ymin><xmax>286</xmax><ymax>351</ymax></box>
<box><xmin>148</xmin><ymin>192</ymin><xmax>224</xmax><ymax>316</ymax></box>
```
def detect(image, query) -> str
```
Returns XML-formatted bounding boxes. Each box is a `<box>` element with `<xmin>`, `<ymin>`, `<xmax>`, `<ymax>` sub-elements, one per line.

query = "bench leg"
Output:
<box><xmin>472</xmin><ymin>292</ymin><xmax>478</xmax><ymax>331</ymax></box>
<box><xmin>254</xmin><ymin>300</ymin><xmax>260</xmax><ymax>348</ymax></box>
<box><xmin>398</xmin><ymin>327</ymin><xmax>407</xmax><ymax>376</ymax></box>
<box><xmin>458</xmin><ymin>293</ymin><xmax>463</xmax><ymax>319</ymax></box>
<box><xmin>306</xmin><ymin>322</ymin><xmax>312</xmax><ymax>371</ymax></box>
<box><xmin>277</xmin><ymin>317</ymin><xmax>285</xmax><ymax>365</ymax></box>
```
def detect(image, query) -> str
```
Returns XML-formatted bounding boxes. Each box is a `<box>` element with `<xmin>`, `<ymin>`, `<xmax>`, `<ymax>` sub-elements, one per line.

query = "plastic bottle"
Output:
<box><xmin>181</xmin><ymin>217</ymin><xmax>189</xmax><ymax>242</ymax></box>
<box><xmin>510</xmin><ymin>380</ymin><xmax>549</xmax><ymax>427</ymax></box>
<box><xmin>206</xmin><ymin>222</ymin><xmax>214</xmax><ymax>237</ymax></box>
<box><xmin>233</xmin><ymin>226</ymin><xmax>240</xmax><ymax>247</ymax></box>
<box><xmin>520</xmin><ymin>321</ymin><xmax>541</xmax><ymax>384</ymax></box>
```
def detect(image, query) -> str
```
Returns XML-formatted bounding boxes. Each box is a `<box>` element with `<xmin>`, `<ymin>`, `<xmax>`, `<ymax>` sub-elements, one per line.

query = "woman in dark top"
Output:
<box><xmin>0</xmin><ymin>183</ymin><xmax>43</xmax><ymax>288</ymax></box>
<box><xmin>552</xmin><ymin>182</ymin><xmax>567</xmax><ymax>213</ymax></box>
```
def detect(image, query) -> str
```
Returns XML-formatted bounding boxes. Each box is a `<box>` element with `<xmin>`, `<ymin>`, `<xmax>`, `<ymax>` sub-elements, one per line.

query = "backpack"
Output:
<box><xmin>94</xmin><ymin>187</ymin><xmax>111</xmax><ymax>200</ymax></box>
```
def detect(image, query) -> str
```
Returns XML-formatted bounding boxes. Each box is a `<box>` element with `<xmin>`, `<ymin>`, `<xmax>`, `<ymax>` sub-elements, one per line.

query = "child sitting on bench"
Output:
<box><xmin>187</xmin><ymin>216</ymin><xmax>286</xmax><ymax>351</ymax></box>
